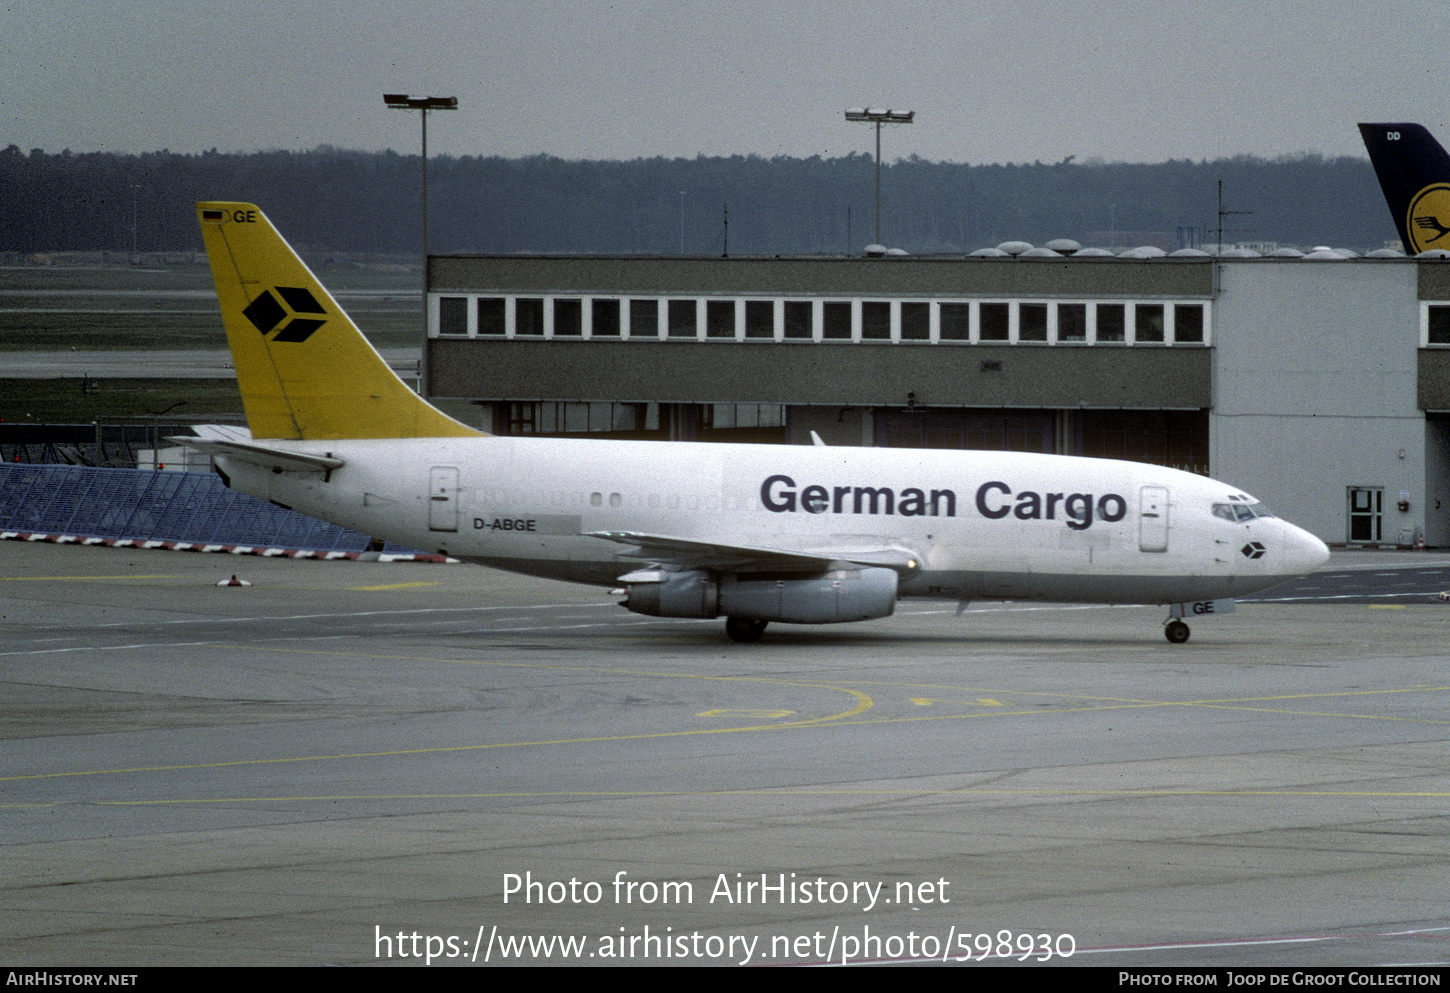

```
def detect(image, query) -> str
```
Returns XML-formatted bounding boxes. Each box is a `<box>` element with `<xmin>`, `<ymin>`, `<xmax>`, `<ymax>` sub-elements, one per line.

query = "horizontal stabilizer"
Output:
<box><xmin>168</xmin><ymin>436</ymin><xmax>344</xmax><ymax>474</ymax></box>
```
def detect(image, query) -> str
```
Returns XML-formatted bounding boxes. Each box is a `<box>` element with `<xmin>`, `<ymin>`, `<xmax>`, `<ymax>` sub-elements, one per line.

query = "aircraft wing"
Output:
<box><xmin>584</xmin><ymin>530</ymin><xmax>920</xmax><ymax>574</ymax></box>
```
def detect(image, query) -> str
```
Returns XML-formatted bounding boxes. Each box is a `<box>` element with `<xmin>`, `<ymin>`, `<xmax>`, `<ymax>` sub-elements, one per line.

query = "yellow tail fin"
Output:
<box><xmin>196</xmin><ymin>202</ymin><xmax>482</xmax><ymax>440</ymax></box>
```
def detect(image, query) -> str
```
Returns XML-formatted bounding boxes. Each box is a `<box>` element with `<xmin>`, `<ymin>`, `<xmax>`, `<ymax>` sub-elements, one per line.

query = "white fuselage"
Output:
<box><xmin>216</xmin><ymin>436</ymin><xmax>1329</xmax><ymax>605</ymax></box>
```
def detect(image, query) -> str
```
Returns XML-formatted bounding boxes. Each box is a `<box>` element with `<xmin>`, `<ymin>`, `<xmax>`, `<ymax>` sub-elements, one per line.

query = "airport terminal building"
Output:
<box><xmin>421</xmin><ymin>249</ymin><xmax>1450</xmax><ymax>547</ymax></box>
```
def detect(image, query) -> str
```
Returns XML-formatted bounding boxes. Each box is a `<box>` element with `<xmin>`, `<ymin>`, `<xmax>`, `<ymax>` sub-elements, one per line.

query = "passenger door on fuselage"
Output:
<box><xmin>1139</xmin><ymin>485</ymin><xmax>1169</xmax><ymax>553</ymax></box>
<box><xmin>429</xmin><ymin>466</ymin><xmax>459</xmax><ymax>532</ymax></box>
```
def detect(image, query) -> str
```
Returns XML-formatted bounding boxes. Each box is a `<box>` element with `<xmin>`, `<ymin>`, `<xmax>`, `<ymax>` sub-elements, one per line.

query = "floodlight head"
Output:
<box><xmin>385</xmin><ymin>94</ymin><xmax>458</xmax><ymax>110</ymax></box>
<box><xmin>844</xmin><ymin>108</ymin><xmax>915</xmax><ymax>124</ymax></box>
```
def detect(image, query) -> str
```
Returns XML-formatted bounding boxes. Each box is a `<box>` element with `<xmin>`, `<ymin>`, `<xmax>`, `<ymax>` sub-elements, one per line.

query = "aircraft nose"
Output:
<box><xmin>1279</xmin><ymin>523</ymin><xmax>1330</xmax><ymax>575</ymax></box>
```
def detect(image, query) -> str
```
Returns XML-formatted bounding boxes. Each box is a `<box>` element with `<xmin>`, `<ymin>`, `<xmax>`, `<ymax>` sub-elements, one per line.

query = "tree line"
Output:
<box><xmin>0</xmin><ymin>143</ymin><xmax>1395</xmax><ymax>256</ymax></box>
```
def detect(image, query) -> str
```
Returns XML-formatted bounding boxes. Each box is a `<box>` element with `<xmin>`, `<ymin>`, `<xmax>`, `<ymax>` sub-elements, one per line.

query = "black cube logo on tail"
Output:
<box><xmin>243</xmin><ymin>287</ymin><xmax>327</xmax><ymax>343</ymax></box>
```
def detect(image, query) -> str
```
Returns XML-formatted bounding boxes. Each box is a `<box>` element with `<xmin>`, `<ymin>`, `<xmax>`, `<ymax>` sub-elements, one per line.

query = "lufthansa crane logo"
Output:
<box><xmin>1406</xmin><ymin>183</ymin><xmax>1450</xmax><ymax>254</ymax></box>
<box><xmin>242</xmin><ymin>286</ymin><xmax>328</xmax><ymax>343</ymax></box>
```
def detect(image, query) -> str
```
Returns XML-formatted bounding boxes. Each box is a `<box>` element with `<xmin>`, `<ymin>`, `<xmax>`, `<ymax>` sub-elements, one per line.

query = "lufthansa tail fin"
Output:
<box><xmin>1358</xmin><ymin>124</ymin><xmax>1450</xmax><ymax>255</ymax></box>
<box><xmin>196</xmin><ymin>202</ymin><xmax>482</xmax><ymax>440</ymax></box>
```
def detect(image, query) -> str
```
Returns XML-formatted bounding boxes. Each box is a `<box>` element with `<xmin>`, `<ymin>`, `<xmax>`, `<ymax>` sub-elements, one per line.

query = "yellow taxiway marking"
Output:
<box><xmin>9</xmin><ymin>644</ymin><xmax>1449</xmax><ymax>790</ymax></box>
<box><xmin>909</xmin><ymin>697</ymin><xmax>1004</xmax><ymax>707</ymax></box>
<box><xmin>15</xmin><ymin>683</ymin><xmax>1450</xmax><ymax>789</ymax></box>
<box><xmin>239</xmin><ymin>643</ymin><xmax>874</xmax><ymax>725</ymax></box>
<box><xmin>698</xmin><ymin>709</ymin><xmax>796</xmax><ymax>719</ymax></box>
<box><xmin>1368</xmin><ymin>604</ymin><xmax>1407</xmax><ymax>610</ymax></box>
<box><xmin>348</xmin><ymin>581</ymin><xmax>441</xmax><ymax>591</ymax></box>
<box><xmin>0</xmin><ymin>711</ymin><xmax>861</xmax><ymax>784</ymax></box>
<box><xmin>851</xmin><ymin>684</ymin><xmax>1450</xmax><ymax>729</ymax></box>
<box><xmin>853</xmin><ymin>678</ymin><xmax>1450</xmax><ymax>713</ymax></box>
<box><xmin>1</xmin><ymin>644</ymin><xmax>873</xmax><ymax>784</ymax></box>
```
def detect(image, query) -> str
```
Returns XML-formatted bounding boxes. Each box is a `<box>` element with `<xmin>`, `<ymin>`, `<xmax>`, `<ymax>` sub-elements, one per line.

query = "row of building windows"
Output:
<box><xmin>434</xmin><ymin>295</ymin><xmax>1211</xmax><ymax>346</ymax></box>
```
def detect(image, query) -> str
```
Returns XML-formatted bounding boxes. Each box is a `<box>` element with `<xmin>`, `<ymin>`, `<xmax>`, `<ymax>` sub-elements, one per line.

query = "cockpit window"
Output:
<box><xmin>1212</xmin><ymin>501</ymin><xmax>1274</xmax><ymax>522</ymax></box>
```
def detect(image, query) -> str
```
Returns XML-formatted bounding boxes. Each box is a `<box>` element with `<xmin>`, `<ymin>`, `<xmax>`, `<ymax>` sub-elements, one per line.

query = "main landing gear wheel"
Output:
<box><xmin>1164</xmin><ymin>620</ymin><xmax>1191</xmax><ymax>644</ymax></box>
<box><xmin>725</xmin><ymin>617</ymin><xmax>768</xmax><ymax>643</ymax></box>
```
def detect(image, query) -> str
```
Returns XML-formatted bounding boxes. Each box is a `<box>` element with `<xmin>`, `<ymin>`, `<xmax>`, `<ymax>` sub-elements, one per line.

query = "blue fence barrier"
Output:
<box><xmin>0</xmin><ymin>463</ymin><xmax>421</xmax><ymax>554</ymax></box>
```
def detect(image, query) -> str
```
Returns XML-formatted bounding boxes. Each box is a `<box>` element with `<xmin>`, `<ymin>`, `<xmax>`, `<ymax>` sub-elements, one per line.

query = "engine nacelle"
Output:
<box><xmin>619</xmin><ymin>569</ymin><xmax>718</xmax><ymax>619</ymax></box>
<box><xmin>621</xmin><ymin>567</ymin><xmax>898</xmax><ymax>624</ymax></box>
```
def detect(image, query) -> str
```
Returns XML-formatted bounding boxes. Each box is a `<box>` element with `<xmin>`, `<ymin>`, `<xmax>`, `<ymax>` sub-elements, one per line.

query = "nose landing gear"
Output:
<box><xmin>1163</xmin><ymin>598</ymin><xmax>1235</xmax><ymax>644</ymax></box>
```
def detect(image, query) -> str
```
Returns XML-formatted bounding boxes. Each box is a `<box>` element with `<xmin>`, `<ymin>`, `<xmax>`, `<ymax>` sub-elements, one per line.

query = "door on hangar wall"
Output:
<box><xmin>1347</xmin><ymin>486</ymin><xmax>1382</xmax><ymax>543</ymax></box>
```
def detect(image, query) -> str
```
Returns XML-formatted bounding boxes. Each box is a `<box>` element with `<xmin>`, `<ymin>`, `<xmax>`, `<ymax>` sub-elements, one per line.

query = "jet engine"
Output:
<box><xmin>619</xmin><ymin>567</ymin><xmax>898</xmax><ymax>624</ymax></box>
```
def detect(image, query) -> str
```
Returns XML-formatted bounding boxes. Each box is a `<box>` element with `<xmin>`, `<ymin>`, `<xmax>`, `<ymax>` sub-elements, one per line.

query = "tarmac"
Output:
<box><xmin>2</xmin><ymin>539</ymin><xmax>1449</xmax><ymax>967</ymax></box>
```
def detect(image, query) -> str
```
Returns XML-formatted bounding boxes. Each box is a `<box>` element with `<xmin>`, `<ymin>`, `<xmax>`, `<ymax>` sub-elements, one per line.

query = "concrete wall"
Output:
<box><xmin>429</xmin><ymin>338</ymin><xmax>1212</xmax><ymax>409</ymax></box>
<box><xmin>1211</xmin><ymin>261</ymin><xmax>1425</xmax><ymax>543</ymax></box>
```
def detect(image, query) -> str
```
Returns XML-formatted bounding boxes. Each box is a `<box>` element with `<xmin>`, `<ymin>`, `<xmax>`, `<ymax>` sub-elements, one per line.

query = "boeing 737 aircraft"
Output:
<box><xmin>1359</xmin><ymin>122</ymin><xmax>1450</xmax><ymax>254</ymax></box>
<box><xmin>184</xmin><ymin>202</ymin><xmax>1328</xmax><ymax>643</ymax></box>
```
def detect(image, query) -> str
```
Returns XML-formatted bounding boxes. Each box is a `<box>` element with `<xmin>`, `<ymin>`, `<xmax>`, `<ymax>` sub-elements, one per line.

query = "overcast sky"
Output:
<box><xmin>5</xmin><ymin>0</ymin><xmax>1444</xmax><ymax>165</ymax></box>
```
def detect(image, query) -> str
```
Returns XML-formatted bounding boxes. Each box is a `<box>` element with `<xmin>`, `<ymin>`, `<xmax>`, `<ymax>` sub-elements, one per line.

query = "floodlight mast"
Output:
<box><xmin>844</xmin><ymin>108</ymin><xmax>914</xmax><ymax>247</ymax></box>
<box><xmin>385</xmin><ymin>94</ymin><xmax>457</xmax><ymax>393</ymax></box>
